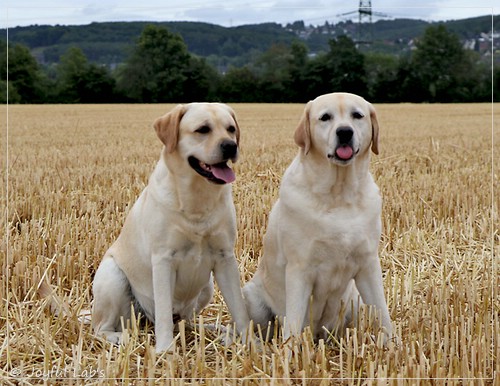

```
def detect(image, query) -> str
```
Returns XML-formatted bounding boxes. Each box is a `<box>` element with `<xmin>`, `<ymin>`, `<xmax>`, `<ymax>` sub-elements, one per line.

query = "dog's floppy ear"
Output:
<box><xmin>223</xmin><ymin>104</ymin><xmax>241</xmax><ymax>145</ymax></box>
<box><xmin>294</xmin><ymin>101</ymin><xmax>312</xmax><ymax>154</ymax></box>
<box><xmin>153</xmin><ymin>104</ymin><xmax>186</xmax><ymax>153</ymax></box>
<box><xmin>368</xmin><ymin>102</ymin><xmax>379</xmax><ymax>155</ymax></box>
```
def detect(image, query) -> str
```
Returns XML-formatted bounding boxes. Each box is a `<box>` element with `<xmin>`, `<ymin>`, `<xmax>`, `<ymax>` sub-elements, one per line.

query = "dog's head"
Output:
<box><xmin>294</xmin><ymin>92</ymin><xmax>379</xmax><ymax>166</ymax></box>
<box><xmin>154</xmin><ymin>103</ymin><xmax>240</xmax><ymax>184</ymax></box>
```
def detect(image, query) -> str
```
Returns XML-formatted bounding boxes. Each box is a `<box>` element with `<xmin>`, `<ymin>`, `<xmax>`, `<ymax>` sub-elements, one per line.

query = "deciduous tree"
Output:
<box><xmin>117</xmin><ymin>25</ymin><xmax>191</xmax><ymax>102</ymax></box>
<box><xmin>409</xmin><ymin>24</ymin><xmax>474</xmax><ymax>102</ymax></box>
<box><xmin>0</xmin><ymin>41</ymin><xmax>45</xmax><ymax>103</ymax></box>
<box><xmin>57</xmin><ymin>46</ymin><xmax>116</xmax><ymax>103</ymax></box>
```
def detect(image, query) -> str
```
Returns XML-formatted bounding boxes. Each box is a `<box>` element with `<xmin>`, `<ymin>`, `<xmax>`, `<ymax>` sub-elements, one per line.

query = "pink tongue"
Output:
<box><xmin>336</xmin><ymin>145</ymin><xmax>353</xmax><ymax>160</ymax></box>
<box><xmin>211</xmin><ymin>164</ymin><xmax>236</xmax><ymax>183</ymax></box>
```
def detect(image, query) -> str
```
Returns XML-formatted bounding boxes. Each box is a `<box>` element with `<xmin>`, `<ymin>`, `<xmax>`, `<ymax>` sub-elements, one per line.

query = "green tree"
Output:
<box><xmin>252</xmin><ymin>43</ymin><xmax>292</xmax><ymax>102</ymax></box>
<box><xmin>285</xmin><ymin>40</ymin><xmax>309</xmax><ymax>102</ymax></box>
<box><xmin>76</xmin><ymin>65</ymin><xmax>117</xmax><ymax>103</ymax></box>
<box><xmin>57</xmin><ymin>46</ymin><xmax>89</xmax><ymax>101</ymax></box>
<box><xmin>395</xmin><ymin>54</ymin><xmax>421</xmax><ymax>102</ymax></box>
<box><xmin>453</xmin><ymin>50</ymin><xmax>492</xmax><ymax>102</ymax></box>
<box><xmin>304</xmin><ymin>35</ymin><xmax>366</xmax><ymax>99</ymax></box>
<box><xmin>326</xmin><ymin>36</ymin><xmax>366</xmax><ymax>95</ymax></box>
<box><xmin>117</xmin><ymin>25</ymin><xmax>191</xmax><ymax>102</ymax></box>
<box><xmin>0</xmin><ymin>41</ymin><xmax>45</xmax><ymax>103</ymax></box>
<box><xmin>409</xmin><ymin>24</ymin><xmax>474</xmax><ymax>102</ymax></box>
<box><xmin>56</xmin><ymin>46</ymin><xmax>116</xmax><ymax>103</ymax></box>
<box><xmin>179</xmin><ymin>56</ymin><xmax>220</xmax><ymax>102</ymax></box>
<box><xmin>218</xmin><ymin>66</ymin><xmax>261</xmax><ymax>102</ymax></box>
<box><xmin>494</xmin><ymin>66</ymin><xmax>500</xmax><ymax>103</ymax></box>
<box><xmin>364</xmin><ymin>52</ymin><xmax>400</xmax><ymax>102</ymax></box>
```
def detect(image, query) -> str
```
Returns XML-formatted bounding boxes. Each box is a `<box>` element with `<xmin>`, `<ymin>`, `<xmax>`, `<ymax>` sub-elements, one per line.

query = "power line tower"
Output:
<box><xmin>358</xmin><ymin>0</ymin><xmax>373</xmax><ymax>44</ymax></box>
<box><xmin>336</xmin><ymin>1</ymin><xmax>389</xmax><ymax>45</ymax></box>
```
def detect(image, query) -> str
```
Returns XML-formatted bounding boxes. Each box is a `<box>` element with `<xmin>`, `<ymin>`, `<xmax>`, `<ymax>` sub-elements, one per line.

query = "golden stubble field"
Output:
<box><xmin>1</xmin><ymin>103</ymin><xmax>499</xmax><ymax>385</ymax></box>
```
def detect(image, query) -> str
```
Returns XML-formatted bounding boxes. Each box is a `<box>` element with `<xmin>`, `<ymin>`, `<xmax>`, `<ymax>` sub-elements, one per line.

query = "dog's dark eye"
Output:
<box><xmin>196</xmin><ymin>125</ymin><xmax>211</xmax><ymax>134</ymax></box>
<box><xmin>352</xmin><ymin>111</ymin><xmax>364</xmax><ymax>119</ymax></box>
<box><xmin>227</xmin><ymin>125</ymin><xmax>236</xmax><ymax>134</ymax></box>
<box><xmin>319</xmin><ymin>113</ymin><xmax>331</xmax><ymax>122</ymax></box>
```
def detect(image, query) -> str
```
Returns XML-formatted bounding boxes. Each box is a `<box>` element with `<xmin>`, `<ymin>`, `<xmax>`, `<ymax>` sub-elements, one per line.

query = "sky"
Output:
<box><xmin>2</xmin><ymin>1</ymin><xmax>498</xmax><ymax>29</ymax></box>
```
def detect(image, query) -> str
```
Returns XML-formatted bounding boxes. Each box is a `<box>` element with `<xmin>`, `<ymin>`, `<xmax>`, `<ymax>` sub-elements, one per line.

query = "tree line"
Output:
<box><xmin>2</xmin><ymin>23</ymin><xmax>498</xmax><ymax>104</ymax></box>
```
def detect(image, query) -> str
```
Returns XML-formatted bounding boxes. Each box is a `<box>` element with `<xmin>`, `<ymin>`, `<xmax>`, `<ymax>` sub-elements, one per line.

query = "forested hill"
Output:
<box><xmin>2</xmin><ymin>14</ymin><xmax>498</xmax><ymax>66</ymax></box>
<box><xmin>3</xmin><ymin>21</ymin><xmax>295</xmax><ymax>65</ymax></box>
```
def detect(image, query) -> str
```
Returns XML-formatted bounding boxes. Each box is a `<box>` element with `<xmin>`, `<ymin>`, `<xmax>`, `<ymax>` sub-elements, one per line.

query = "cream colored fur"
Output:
<box><xmin>92</xmin><ymin>103</ymin><xmax>249</xmax><ymax>353</ymax></box>
<box><xmin>243</xmin><ymin>93</ymin><xmax>395</xmax><ymax>343</ymax></box>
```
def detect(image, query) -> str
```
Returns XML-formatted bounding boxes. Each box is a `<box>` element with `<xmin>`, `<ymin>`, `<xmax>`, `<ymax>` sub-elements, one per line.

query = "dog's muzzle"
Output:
<box><xmin>328</xmin><ymin>126</ymin><xmax>358</xmax><ymax>162</ymax></box>
<box><xmin>188</xmin><ymin>140</ymin><xmax>238</xmax><ymax>184</ymax></box>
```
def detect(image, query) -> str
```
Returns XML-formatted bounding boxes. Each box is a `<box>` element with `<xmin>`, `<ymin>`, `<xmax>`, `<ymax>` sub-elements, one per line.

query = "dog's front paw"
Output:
<box><xmin>99</xmin><ymin>330</ymin><xmax>128</xmax><ymax>346</ymax></box>
<box><xmin>155</xmin><ymin>339</ymin><xmax>176</xmax><ymax>354</ymax></box>
<box><xmin>208</xmin><ymin>324</ymin><xmax>250</xmax><ymax>347</ymax></box>
<box><xmin>376</xmin><ymin>329</ymin><xmax>401</xmax><ymax>348</ymax></box>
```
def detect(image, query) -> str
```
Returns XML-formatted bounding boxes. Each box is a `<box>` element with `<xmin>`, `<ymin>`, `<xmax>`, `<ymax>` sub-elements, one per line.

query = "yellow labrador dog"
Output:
<box><xmin>92</xmin><ymin>103</ymin><xmax>249</xmax><ymax>353</ymax></box>
<box><xmin>243</xmin><ymin>93</ymin><xmax>395</xmax><ymax>342</ymax></box>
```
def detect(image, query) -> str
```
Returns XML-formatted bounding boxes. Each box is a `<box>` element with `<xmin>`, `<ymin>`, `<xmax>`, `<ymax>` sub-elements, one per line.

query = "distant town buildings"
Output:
<box><xmin>286</xmin><ymin>20</ymin><xmax>499</xmax><ymax>60</ymax></box>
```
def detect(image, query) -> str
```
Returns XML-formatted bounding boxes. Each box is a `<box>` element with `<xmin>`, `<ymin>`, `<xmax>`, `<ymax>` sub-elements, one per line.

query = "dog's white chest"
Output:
<box><xmin>308</xmin><ymin>219</ymin><xmax>361</xmax><ymax>277</ymax></box>
<box><xmin>169</xmin><ymin>233</ymin><xmax>215</xmax><ymax>269</ymax></box>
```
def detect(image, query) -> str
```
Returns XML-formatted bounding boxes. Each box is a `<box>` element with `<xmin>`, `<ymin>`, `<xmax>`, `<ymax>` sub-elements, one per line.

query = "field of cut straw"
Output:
<box><xmin>2</xmin><ymin>103</ymin><xmax>499</xmax><ymax>385</ymax></box>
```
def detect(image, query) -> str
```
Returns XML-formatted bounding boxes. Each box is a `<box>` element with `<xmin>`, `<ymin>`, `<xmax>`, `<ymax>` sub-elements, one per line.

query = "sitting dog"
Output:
<box><xmin>243</xmin><ymin>93</ymin><xmax>395</xmax><ymax>342</ymax></box>
<box><xmin>92</xmin><ymin>103</ymin><xmax>249</xmax><ymax>352</ymax></box>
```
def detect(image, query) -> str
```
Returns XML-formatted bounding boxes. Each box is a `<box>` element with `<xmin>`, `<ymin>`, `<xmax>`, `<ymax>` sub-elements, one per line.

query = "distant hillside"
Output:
<box><xmin>3</xmin><ymin>21</ymin><xmax>295</xmax><ymax>66</ymax></box>
<box><xmin>2</xmin><ymin>15</ymin><xmax>499</xmax><ymax>66</ymax></box>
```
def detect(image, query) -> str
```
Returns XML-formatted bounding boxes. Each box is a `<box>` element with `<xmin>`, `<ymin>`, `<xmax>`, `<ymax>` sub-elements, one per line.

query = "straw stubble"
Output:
<box><xmin>2</xmin><ymin>103</ymin><xmax>498</xmax><ymax>384</ymax></box>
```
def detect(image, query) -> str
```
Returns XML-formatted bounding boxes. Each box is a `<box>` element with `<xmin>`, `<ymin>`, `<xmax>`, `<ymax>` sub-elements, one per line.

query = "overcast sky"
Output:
<box><xmin>2</xmin><ymin>1</ymin><xmax>498</xmax><ymax>29</ymax></box>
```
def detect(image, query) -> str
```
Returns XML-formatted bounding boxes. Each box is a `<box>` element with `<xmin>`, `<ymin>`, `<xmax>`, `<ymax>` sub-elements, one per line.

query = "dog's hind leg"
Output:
<box><xmin>92</xmin><ymin>256</ymin><xmax>133</xmax><ymax>345</ymax></box>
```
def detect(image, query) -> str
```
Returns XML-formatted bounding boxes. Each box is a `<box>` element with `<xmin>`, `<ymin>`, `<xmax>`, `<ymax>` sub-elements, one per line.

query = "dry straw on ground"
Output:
<box><xmin>2</xmin><ymin>103</ymin><xmax>498</xmax><ymax>385</ymax></box>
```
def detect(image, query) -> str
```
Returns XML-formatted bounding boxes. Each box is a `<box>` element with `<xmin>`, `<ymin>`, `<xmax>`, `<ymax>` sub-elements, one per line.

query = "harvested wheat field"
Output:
<box><xmin>2</xmin><ymin>103</ymin><xmax>499</xmax><ymax>385</ymax></box>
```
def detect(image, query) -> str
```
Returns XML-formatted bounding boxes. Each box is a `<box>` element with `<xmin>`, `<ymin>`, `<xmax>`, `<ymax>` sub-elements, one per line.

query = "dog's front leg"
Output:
<box><xmin>214</xmin><ymin>254</ymin><xmax>250</xmax><ymax>341</ymax></box>
<box><xmin>283</xmin><ymin>264</ymin><xmax>313</xmax><ymax>341</ymax></box>
<box><xmin>355</xmin><ymin>257</ymin><xmax>394</xmax><ymax>340</ymax></box>
<box><xmin>152</xmin><ymin>254</ymin><xmax>176</xmax><ymax>353</ymax></box>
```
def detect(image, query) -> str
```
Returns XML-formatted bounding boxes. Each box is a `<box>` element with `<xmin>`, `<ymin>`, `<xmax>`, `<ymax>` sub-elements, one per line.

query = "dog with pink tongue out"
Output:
<box><xmin>243</xmin><ymin>92</ymin><xmax>398</xmax><ymax>346</ymax></box>
<box><xmin>92</xmin><ymin>103</ymin><xmax>250</xmax><ymax>353</ymax></box>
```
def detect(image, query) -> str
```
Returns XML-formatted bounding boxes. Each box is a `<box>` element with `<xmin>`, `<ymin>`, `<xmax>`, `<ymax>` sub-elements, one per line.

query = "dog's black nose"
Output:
<box><xmin>220</xmin><ymin>140</ymin><xmax>238</xmax><ymax>159</ymax></box>
<box><xmin>336</xmin><ymin>126</ymin><xmax>353</xmax><ymax>144</ymax></box>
